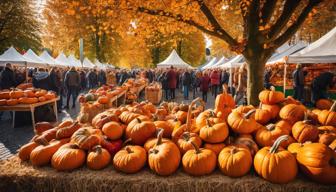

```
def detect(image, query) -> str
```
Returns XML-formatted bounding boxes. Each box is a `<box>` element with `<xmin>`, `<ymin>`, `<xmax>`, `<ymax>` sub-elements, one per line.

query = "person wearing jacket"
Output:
<box><xmin>311</xmin><ymin>72</ymin><xmax>335</xmax><ymax>104</ymax></box>
<box><xmin>191</xmin><ymin>71</ymin><xmax>200</xmax><ymax>99</ymax></box>
<box><xmin>210</xmin><ymin>70</ymin><xmax>220</xmax><ymax>97</ymax></box>
<box><xmin>200</xmin><ymin>72</ymin><xmax>210</xmax><ymax>102</ymax></box>
<box><xmin>182</xmin><ymin>70</ymin><xmax>192</xmax><ymax>100</ymax></box>
<box><xmin>221</xmin><ymin>69</ymin><xmax>229</xmax><ymax>87</ymax></box>
<box><xmin>80</xmin><ymin>70</ymin><xmax>86</xmax><ymax>90</ymax></box>
<box><xmin>0</xmin><ymin>63</ymin><xmax>16</xmax><ymax>89</ymax></box>
<box><xmin>64</xmin><ymin>67</ymin><xmax>80</xmax><ymax>109</ymax></box>
<box><xmin>235</xmin><ymin>64</ymin><xmax>247</xmax><ymax>105</ymax></box>
<box><xmin>167</xmin><ymin>66</ymin><xmax>177</xmax><ymax>100</ymax></box>
<box><xmin>158</xmin><ymin>71</ymin><xmax>169</xmax><ymax>100</ymax></box>
<box><xmin>292</xmin><ymin>64</ymin><xmax>306</xmax><ymax>103</ymax></box>
<box><xmin>118</xmin><ymin>70</ymin><xmax>129</xmax><ymax>86</ymax></box>
<box><xmin>98</xmin><ymin>70</ymin><xmax>107</xmax><ymax>86</ymax></box>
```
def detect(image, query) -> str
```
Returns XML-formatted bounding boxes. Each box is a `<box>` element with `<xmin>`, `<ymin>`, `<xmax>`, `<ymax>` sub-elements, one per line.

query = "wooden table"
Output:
<box><xmin>112</xmin><ymin>89</ymin><xmax>127</xmax><ymax>107</ymax></box>
<box><xmin>0</xmin><ymin>97</ymin><xmax>59</xmax><ymax>128</ymax></box>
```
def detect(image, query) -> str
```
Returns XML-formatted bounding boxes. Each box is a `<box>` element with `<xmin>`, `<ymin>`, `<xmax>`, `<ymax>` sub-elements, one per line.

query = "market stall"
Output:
<box><xmin>156</xmin><ymin>50</ymin><xmax>193</xmax><ymax>69</ymax></box>
<box><xmin>200</xmin><ymin>57</ymin><xmax>218</xmax><ymax>70</ymax></box>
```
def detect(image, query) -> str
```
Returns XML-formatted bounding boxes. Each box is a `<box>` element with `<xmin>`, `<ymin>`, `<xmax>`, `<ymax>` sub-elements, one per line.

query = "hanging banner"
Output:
<box><xmin>79</xmin><ymin>38</ymin><xmax>84</xmax><ymax>67</ymax></box>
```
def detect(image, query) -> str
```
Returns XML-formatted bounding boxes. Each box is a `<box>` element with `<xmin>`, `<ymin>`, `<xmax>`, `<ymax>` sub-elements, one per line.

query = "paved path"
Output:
<box><xmin>0</xmin><ymin>88</ymin><xmax>216</xmax><ymax>160</ymax></box>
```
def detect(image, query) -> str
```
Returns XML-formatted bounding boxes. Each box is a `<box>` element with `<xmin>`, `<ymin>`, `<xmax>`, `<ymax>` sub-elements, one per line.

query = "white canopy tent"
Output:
<box><xmin>23</xmin><ymin>49</ymin><xmax>46</xmax><ymax>68</ymax></box>
<box><xmin>220</xmin><ymin>55</ymin><xmax>245</xmax><ymax>69</ymax></box>
<box><xmin>68</xmin><ymin>54</ymin><xmax>82</xmax><ymax>68</ymax></box>
<box><xmin>201</xmin><ymin>57</ymin><xmax>218</xmax><ymax>69</ymax></box>
<box><xmin>209</xmin><ymin>56</ymin><xmax>229</xmax><ymax>69</ymax></box>
<box><xmin>0</xmin><ymin>47</ymin><xmax>27</xmax><ymax>66</ymax></box>
<box><xmin>95</xmin><ymin>59</ymin><xmax>106</xmax><ymax>70</ymax></box>
<box><xmin>267</xmin><ymin>42</ymin><xmax>306</xmax><ymax>65</ymax></box>
<box><xmin>288</xmin><ymin>27</ymin><xmax>336</xmax><ymax>64</ymax></box>
<box><xmin>40</xmin><ymin>51</ymin><xmax>58</xmax><ymax>67</ymax></box>
<box><xmin>83</xmin><ymin>57</ymin><xmax>95</xmax><ymax>69</ymax></box>
<box><xmin>55</xmin><ymin>52</ymin><xmax>70</xmax><ymax>67</ymax></box>
<box><xmin>156</xmin><ymin>49</ymin><xmax>192</xmax><ymax>69</ymax></box>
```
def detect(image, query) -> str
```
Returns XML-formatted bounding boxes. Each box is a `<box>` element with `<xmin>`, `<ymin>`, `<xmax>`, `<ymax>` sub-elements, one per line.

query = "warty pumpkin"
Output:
<box><xmin>227</xmin><ymin>109</ymin><xmax>259</xmax><ymax>134</ymax></box>
<box><xmin>297</xmin><ymin>143</ymin><xmax>336</xmax><ymax>184</ymax></box>
<box><xmin>87</xmin><ymin>145</ymin><xmax>111</xmax><ymax>170</ymax></box>
<box><xmin>254</xmin><ymin>135</ymin><xmax>298</xmax><ymax>184</ymax></box>
<box><xmin>125</xmin><ymin>117</ymin><xmax>156</xmax><ymax>145</ymax></box>
<box><xmin>199</xmin><ymin>120</ymin><xmax>229</xmax><ymax>143</ymax></box>
<box><xmin>182</xmin><ymin>142</ymin><xmax>216</xmax><ymax>176</ymax></box>
<box><xmin>51</xmin><ymin>143</ymin><xmax>86</xmax><ymax>171</ymax></box>
<box><xmin>218</xmin><ymin>146</ymin><xmax>252</xmax><ymax>177</ymax></box>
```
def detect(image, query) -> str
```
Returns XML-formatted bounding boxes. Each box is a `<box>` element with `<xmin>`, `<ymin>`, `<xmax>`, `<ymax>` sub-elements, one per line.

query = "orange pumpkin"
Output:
<box><xmin>6</xmin><ymin>99</ymin><xmax>18</xmax><ymax>106</ymax></box>
<box><xmin>38</xmin><ymin>96</ymin><xmax>46</xmax><ymax>102</ymax></box>
<box><xmin>51</xmin><ymin>143</ymin><xmax>86</xmax><ymax>171</ymax></box>
<box><xmin>258</xmin><ymin>87</ymin><xmax>285</xmax><ymax>104</ymax></box>
<box><xmin>9</xmin><ymin>90</ymin><xmax>24</xmax><ymax>99</ymax></box>
<box><xmin>34</xmin><ymin>89</ymin><xmax>47</xmax><ymax>97</ymax></box>
<box><xmin>317</xmin><ymin>101</ymin><xmax>336</xmax><ymax>127</ymax></box>
<box><xmin>23</xmin><ymin>90</ymin><xmax>35</xmax><ymax>98</ymax></box>
<box><xmin>255</xmin><ymin>123</ymin><xmax>290</xmax><ymax>147</ymax></box>
<box><xmin>154</xmin><ymin>120</ymin><xmax>174</xmax><ymax>138</ymax></box>
<box><xmin>316</xmin><ymin>99</ymin><xmax>333</xmax><ymax>110</ymax></box>
<box><xmin>199</xmin><ymin>120</ymin><xmax>229</xmax><ymax>143</ymax></box>
<box><xmin>227</xmin><ymin>110</ymin><xmax>259</xmax><ymax>134</ymax></box>
<box><xmin>0</xmin><ymin>99</ymin><xmax>6</xmax><ymax>105</ymax></box>
<box><xmin>97</xmin><ymin>96</ymin><xmax>109</xmax><ymax>104</ymax></box>
<box><xmin>87</xmin><ymin>145</ymin><xmax>111</xmax><ymax>170</ymax></box>
<box><xmin>125</xmin><ymin>117</ymin><xmax>156</xmax><ymax>145</ymax></box>
<box><xmin>253</xmin><ymin>103</ymin><xmax>272</xmax><ymax>125</ymax></box>
<box><xmin>102</xmin><ymin>121</ymin><xmax>124</xmax><ymax>140</ymax></box>
<box><xmin>44</xmin><ymin>92</ymin><xmax>56</xmax><ymax>100</ymax></box>
<box><xmin>70</xmin><ymin>127</ymin><xmax>102</xmax><ymax>150</ymax></box>
<box><xmin>0</xmin><ymin>91</ymin><xmax>10</xmax><ymax>99</ymax></box>
<box><xmin>18</xmin><ymin>142</ymin><xmax>39</xmax><ymax>161</ymax></box>
<box><xmin>214</xmin><ymin>85</ymin><xmax>235</xmax><ymax>119</ymax></box>
<box><xmin>261</xmin><ymin>104</ymin><xmax>280</xmax><ymax>119</ymax></box>
<box><xmin>279</xmin><ymin>104</ymin><xmax>305</xmax><ymax>123</ymax></box>
<box><xmin>18</xmin><ymin>97</ymin><xmax>39</xmax><ymax>104</ymax></box>
<box><xmin>113</xmin><ymin>145</ymin><xmax>147</xmax><ymax>173</ymax></box>
<box><xmin>203</xmin><ymin>143</ymin><xmax>225</xmax><ymax>156</ymax></box>
<box><xmin>292</xmin><ymin>114</ymin><xmax>319</xmax><ymax>143</ymax></box>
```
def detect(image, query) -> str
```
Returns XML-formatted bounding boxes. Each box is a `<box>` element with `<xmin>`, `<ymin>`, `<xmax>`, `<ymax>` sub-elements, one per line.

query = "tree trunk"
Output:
<box><xmin>245</xmin><ymin>56</ymin><xmax>267</xmax><ymax>106</ymax></box>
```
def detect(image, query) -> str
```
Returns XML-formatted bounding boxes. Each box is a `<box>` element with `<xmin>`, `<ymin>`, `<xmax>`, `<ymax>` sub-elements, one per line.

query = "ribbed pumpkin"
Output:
<box><xmin>254</xmin><ymin>135</ymin><xmax>298</xmax><ymax>184</ymax></box>
<box><xmin>182</xmin><ymin>142</ymin><xmax>216</xmax><ymax>176</ymax></box>
<box><xmin>30</xmin><ymin>138</ymin><xmax>69</xmax><ymax>166</ymax></box>
<box><xmin>317</xmin><ymin>101</ymin><xmax>336</xmax><ymax>127</ymax></box>
<box><xmin>56</xmin><ymin>121</ymin><xmax>81</xmax><ymax>139</ymax></box>
<box><xmin>234</xmin><ymin>135</ymin><xmax>259</xmax><ymax>156</ymax></box>
<box><xmin>316</xmin><ymin>99</ymin><xmax>333</xmax><ymax>110</ymax></box>
<box><xmin>255</xmin><ymin>123</ymin><xmax>290</xmax><ymax>147</ymax></box>
<box><xmin>0</xmin><ymin>91</ymin><xmax>10</xmax><ymax>99</ymax></box>
<box><xmin>214</xmin><ymin>85</ymin><xmax>235</xmax><ymax>119</ymax></box>
<box><xmin>154</xmin><ymin>120</ymin><xmax>174</xmax><ymax>138</ymax></box>
<box><xmin>195</xmin><ymin>109</ymin><xmax>223</xmax><ymax>131</ymax></box>
<box><xmin>18</xmin><ymin>142</ymin><xmax>39</xmax><ymax>161</ymax></box>
<box><xmin>297</xmin><ymin>143</ymin><xmax>336</xmax><ymax>184</ymax></box>
<box><xmin>253</xmin><ymin>103</ymin><xmax>272</xmax><ymax>125</ymax></box>
<box><xmin>287</xmin><ymin>142</ymin><xmax>311</xmax><ymax>155</ymax></box>
<box><xmin>199</xmin><ymin>120</ymin><xmax>228</xmax><ymax>143</ymax></box>
<box><xmin>97</xmin><ymin>96</ymin><xmax>109</xmax><ymax>104</ymax></box>
<box><xmin>125</xmin><ymin>117</ymin><xmax>156</xmax><ymax>145</ymax></box>
<box><xmin>119</xmin><ymin>111</ymin><xmax>140</xmax><ymax>124</ymax></box>
<box><xmin>218</xmin><ymin>146</ymin><xmax>252</xmax><ymax>177</ymax></box>
<box><xmin>279</xmin><ymin>104</ymin><xmax>305</xmax><ymax>124</ymax></box>
<box><xmin>70</xmin><ymin>128</ymin><xmax>102</xmax><ymax>150</ymax></box>
<box><xmin>258</xmin><ymin>87</ymin><xmax>285</xmax><ymax>104</ymax></box>
<box><xmin>102</xmin><ymin>121</ymin><xmax>124</xmax><ymax>140</ymax></box>
<box><xmin>261</xmin><ymin>104</ymin><xmax>280</xmax><ymax>119</ymax></box>
<box><xmin>203</xmin><ymin>143</ymin><xmax>225</xmax><ymax>156</ymax></box>
<box><xmin>18</xmin><ymin>97</ymin><xmax>38</xmax><ymax>104</ymax></box>
<box><xmin>23</xmin><ymin>90</ymin><xmax>35</xmax><ymax>98</ymax></box>
<box><xmin>144</xmin><ymin>129</ymin><xmax>172</xmax><ymax>152</ymax></box>
<box><xmin>113</xmin><ymin>144</ymin><xmax>147</xmax><ymax>173</ymax></box>
<box><xmin>227</xmin><ymin>109</ymin><xmax>258</xmax><ymax>134</ymax></box>
<box><xmin>87</xmin><ymin>145</ymin><xmax>111</xmax><ymax>170</ymax></box>
<box><xmin>51</xmin><ymin>143</ymin><xmax>86</xmax><ymax>171</ymax></box>
<box><xmin>292</xmin><ymin>114</ymin><xmax>319</xmax><ymax>143</ymax></box>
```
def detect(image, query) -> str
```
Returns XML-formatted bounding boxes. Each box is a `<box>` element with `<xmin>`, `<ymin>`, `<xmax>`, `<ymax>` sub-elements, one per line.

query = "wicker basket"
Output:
<box><xmin>145</xmin><ymin>83</ymin><xmax>162</xmax><ymax>104</ymax></box>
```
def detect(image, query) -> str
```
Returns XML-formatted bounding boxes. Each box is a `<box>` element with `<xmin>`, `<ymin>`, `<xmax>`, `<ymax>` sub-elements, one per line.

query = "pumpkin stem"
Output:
<box><xmin>209</xmin><ymin>110</ymin><xmax>216</xmax><ymax>117</ymax></box>
<box><xmin>330</xmin><ymin>101</ymin><xmax>336</xmax><ymax>112</ymax></box>
<box><xmin>266</xmin><ymin>124</ymin><xmax>276</xmax><ymax>131</ymax></box>
<box><xmin>136</xmin><ymin>118</ymin><xmax>141</xmax><ymax>123</ymax></box>
<box><xmin>270</xmin><ymin>86</ymin><xmax>275</xmax><ymax>91</ymax></box>
<box><xmin>244</xmin><ymin>109</ymin><xmax>256</xmax><ymax>119</ymax></box>
<box><xmin>122</xmin><ymin>138</ymin><xmax>133</xmax><ymax>147</ymax></box>
<box><xmin>258</xmin><ymin>102</ymin><xmax>262</xmax><ymax>109</ymax></box>
<box><xmin>156</xmin><ymin>128</ymin><xmax>164</xmax><ymax>146</ymax></box>
<box><xmin>270</xmin><ymin>135</ymin><xmax>289</xmax><ymax>153</ymax></box>
<box><xmin>182</xmin><ymin>132</ymin><xmax>191</xmax><ymax>141</ymax></box>
<box><xmin>206</xmin><ymin>119</ymin><xmax>211</xmax><ymax>127</ymax></box>
<box><xmin>125</xmin><ymin>146</ymin><xmax>133</xmax><ymax>153</ymax></box>
<box><xmin>149</xmin><ymin>148</ymin><xmax>159</xmax><ymax>154</ymax></box>
<box><xmin>222</xmin><ymin>84</ymin><xmax>228</xmax><ymax>94</ymax></box>
<box><xmin>186</xmin><ymin>98</ymin><xmax>201</xmax><ymax>132</ymax></box>
<box><xmin>190</xmin><ymin>141</ymin><xmax>201</xmax><ymax>154</ymax></box>
<box><xmin>230</xmin><ymin>147</ymin><xmax>237</xmax><ymax>155</ymax></box>
<box><xmin>92</xmin><ymin>145</ymin><xmax>102</xmax><ymax>154</ymax></box>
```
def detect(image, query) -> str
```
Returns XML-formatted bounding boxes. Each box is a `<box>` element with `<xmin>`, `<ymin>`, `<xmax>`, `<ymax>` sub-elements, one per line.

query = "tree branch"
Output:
<box><xmin>268</xmin><ymin>0</ymin><xmax>301</xmax><ymax>40</ymax></box>
<box><xmin>260</xmin><ymin>0</ymin><xmax>278</xmax><ymax>25</ymax></box>
<box><xmin>273</xmin><ymin>0</ymin><xmax>322</xmax><ymax>46</ymax></box>
<box><xmin>137</xmin><ymin>7</ymin><xmax>236</xmax><ymax>44</ymax></box>
<box><xmin>195</xmin><ymin>0</ymin><xmax>237</xmax><ymax>46</ymax></box>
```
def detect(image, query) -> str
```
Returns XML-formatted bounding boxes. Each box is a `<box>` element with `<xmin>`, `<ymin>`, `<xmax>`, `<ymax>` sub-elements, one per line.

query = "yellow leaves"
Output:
<box><xmin>65</xmin><ymin>9</ymin><xmax>75</xmax><ymax>16</ymax></box>
<box><xmin>258</xmin><ymin>24</ymin><xmax>271</xmax><ymax>31</ymax></box>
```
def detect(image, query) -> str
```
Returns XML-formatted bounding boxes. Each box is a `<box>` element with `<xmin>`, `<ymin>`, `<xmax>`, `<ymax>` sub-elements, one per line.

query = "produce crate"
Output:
<box><xmin>145</xmin><ymin>82</ymin><xmax>162</xmax><ymax>104</ymax></box>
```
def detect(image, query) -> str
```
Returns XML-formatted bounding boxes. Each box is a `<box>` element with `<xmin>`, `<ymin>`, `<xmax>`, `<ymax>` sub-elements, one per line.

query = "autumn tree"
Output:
<box><xmin>0</xmin><ymin>0</ymin><xmax>41</xmax><ymax>53</ymax></box>
<box><xmin>122</xmin><ymin>0</ymin><xmax>327</xmax><ymax>105</ymax></box>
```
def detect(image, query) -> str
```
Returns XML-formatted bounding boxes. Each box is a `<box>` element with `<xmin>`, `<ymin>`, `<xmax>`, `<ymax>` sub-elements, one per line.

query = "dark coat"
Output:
<box><xmin>293</xmin><ymin>69</ymin><xmax>305</xmax><ymax>87</ymax></box>
<box><xmin>64</xmin><ymin>70</ymin><xmax>80</xmax><ymax>87</ymax></box>
<box><xmin>158</xmin><ymin>72</ymin><xmax>169</xmax><ymax>90</ymax></box>
<box><xmin>98</xmin><ymin>71</ymin><xmax>107</xmax><ymax>85</ymax></box>
<box><xmin>33</xmin><ymin>72</ymin><xmax>51</xmax><ymax>90</ymax></box>
<box><xmin>0</xmin><ymin>67</ymin><xmax>16</xmax><ymax>89</ymax></box>
<box><xmin>167</xmin><ymin>69</ymin><xmax>177</xmax><ymax>89</ymax></box>
<box><xmin>182</xmin><ymin>71</ymin><xmax>191</xmax><ymax>86</ymax></box>
<box><xmin>49</xmin><ymin>70</ymin><xmax>59</xmax><ymax>92</ymax></box>
<box><xmin>221</xmin><ymin>71</ymin><xmax>229</xmax><ymax>85</ymax></box>
<box><xmin>312</xmin><ymin>72</ymin><xmax>334</xmax><ymax>90</ymax></box>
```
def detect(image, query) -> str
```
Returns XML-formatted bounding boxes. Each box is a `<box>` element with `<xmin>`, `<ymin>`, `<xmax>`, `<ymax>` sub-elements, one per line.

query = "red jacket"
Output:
<box><xmin>200</xmin><ymin>75</ymin><xmax>210</xmax><ymax>92</ymax></box>
<box><xmin>210</xmin><ymin>71</ymin><xmax>220</xmax><ymax>85</ymax></box>
<box><xmin>167</xmin><ymin>69</ymin><xmax>177</xmax><ymax>89</ymax></box>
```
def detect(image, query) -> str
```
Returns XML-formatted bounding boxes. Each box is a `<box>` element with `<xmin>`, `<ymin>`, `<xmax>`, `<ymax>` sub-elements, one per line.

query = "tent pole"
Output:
<box><xmin>25</xmin><ymin>62</ymin><xmax>28</xmax><ymax>83</ymax></box>
<box><xmin>283</xmin><ymin>62</ymin><xmax>287</xmax><ymax>95</ymax></box>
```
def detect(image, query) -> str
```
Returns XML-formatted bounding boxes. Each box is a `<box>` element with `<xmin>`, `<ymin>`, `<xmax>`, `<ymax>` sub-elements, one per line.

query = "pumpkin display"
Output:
<box><xmin>23</xmin><ymin>90</ymin><xmax>35</xmax><ymax>98</ymax></box>
<box><xmin>44</xmin><ymin>92</ymin><xmax>56</xmax><ymax>100</ymax></box>
<box><xmin>154</xmin><ymin>120</ymin><xmax>174</xmax><ymax>138</ymax></box>
<box><xmin>297</xmin><ymin>143</ymin><xmax>336</xmax><ymax>184</ymax></box>
<box><xmin>214</xmin><ymin>85</ymin><xmax>235</xmax><ymax>119</ymax></box>
<box><xmin>255</xmin><ymin>123</ymin><xmax>290</xmax><ymax>147</ymax></box>
<box><xmin>218</xmin><ymin>146</ymin><xmax>252</xmax><ymax>177</ymax></box>
<box><xmin>18</xmin><ymin>142</ymin><xmax>39</xmax><ymax>161</ymax></box>
<box><xmin>261</xmin><ymin>104</ymin><xmax>280</xmax><ymax>119</ymax></box>
<box><xmin>56</xmin><ymin>121</ymin><xmax>81</xmax><ymax>139</ymax></box>
<box><xmin>0</xmin><ymin>91</ymin><xmax>10</xmax><ymax>99</ymax></box>
<box><xmin>144</xmin><ymin>129</ymin><xmax>172</xmax><ymax>152</ymax></box>
<box><xmin>227</xmin><ymin>109</ymin><xmax>259</xmax><ymax>134</ymax></box>
<box><xmin>30</xmin><ymin>138</ymin><xmax>69</xmax><ymax>166</ymax></box>
<box><xmin>97</xmin><ymin>96</ymin><xmax>109</xmax><ymax>104</ymax></box>
<box><xmin>34</xmin><ymin>128</ymin><xmax>58</xmax><ymax>144</ymax></box>
<box><xmin>199</xmin><ymin>120</ymin><xmax>228</xmax><ymax>143</ymax></box>
<box><xmin>9</xmin><ymin>90</ymin><xmax>24</xmax><ymax>99</ymax></box>
<box><xmin>287</xmin><ymin>142</ymin><xmax>311</xmax><ymax>155</ymax></box>
<box><xmin>6</xmin><ymin>99</ymin><xmax>18</xmax><ymax>106</ymax></box>
<box><xmin>51</xmin><ymin>143</ymin><xmax>86</xmax><ymax>171</ymax></box>
<box><xmin>18</xmin><ymin>97</ymin><xmax>38</xmax><ymax>104</ymax></box>
<box><xmin>317</xmin><ymin>101</ymin><xmax>336</xmax><ymax>127</ymax></box>
<box><xmin>279</xmin><ymin>104</ymin><xmax>305</xmax><ymax>124</ymax></box>
<box><xmin>148</xmin><ymin>134</ymin><xmax>181</xmax><ymax>175</ymax></box>
<box><xmin>203</xmin><ymin>143</ymin><xmax>225</xmax><ymax>156</ymax></box>
<box><xmin>258</xmin><ymin>87</ymin><xmax>285</xmax><ymax>105</ymax></box>
<box><xmin>125</xmin><ymin>118</ymin><xmax>156</xmax><ymax>145</ymax></box>
<box><xmin>71</xmin><ymin>128</ymin><xmax>102</xmax><ymax>150</ymax></box>
<box><xmin>292</xmin><ymin>114</ymin><xmax>319</xmax><ymax>143</ymax></box>
<box><xmin>253</xmin><ymin>103</ymin><xmax>272</xmax><ymax>125</ymax></box>
<box><xmin>182</xmin><ymin>142</ymin><xmax>216</xmax><ymax>176</ymax></box>
<box><xmin>254</xmin><ymin>135</ymin><xmax>298</xmax><ymax>184</ymax></box>
<box><xmin>92</xmin><ymin>112</ymin><xmax>119</xmax><ymax>129</ymax></box>
<box><xmin>87</xmin><ymin>145</ymin><xmax>111</xmax><ymax>170</ymax></box>
<box><xmin>102</xmin><ymin>121</ymin><xmax>124</xmax><ymax>140</ymax></box>
<box><xmin>119</xmin><ymin>111</ymin><xmax>140</xmax><ymax>124</ymax></box>
<box><xmin>195</xmin><ymin>110</ymin><xmax>223</xmax><ymax>131</ymax></box>
<box><xmin>34</xmin><ymin>89</ymin><xmax>47</xmax><ymax>97</ymax></box>
<box><xmin>315</xmin><ymin>99</ymin><xmax>333</xmax><ymax>110</ymax></box>
<box><xmin>234</xmin><ymin>135</ymin><xmax>259</xmax><ymax>156</ymax></box>
<box><xmin>34</xmin><ymin>122</ymin><xmax>54</xmax><ymax>135</ymax></box>
<box><xmin>113</xmin><ymin>144</ymin><xmax>147</xmax><ymax>173</ymax></box>
<box><xmin>38</xmin><ymin>96</ymin><xmax>46</xmax><ymax>102</ymax></box>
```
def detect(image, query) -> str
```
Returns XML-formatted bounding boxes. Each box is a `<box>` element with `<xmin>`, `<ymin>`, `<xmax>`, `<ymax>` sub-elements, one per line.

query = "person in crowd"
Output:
<box><xmin>311</xmin><ymin>72</ymin><xmax>336</xmax><ymax>104</ymax></box>
<box><xmin>49</xmin><ymin>68</ymin><xmax>62</xmax><ymax>112</ymax></box>
<box><xmin>98</xmin><ymin>69</ymin><xmax>107</xmax><ymax>86</ymax></box>
<box><xmin>80</xmin><ymin>70</ymin><xmax>86</xmax><ymax>90</ymax></box>
<box><xmin>119</xmin><ymin>70</ymin><xmax>129</xmax><ymax>85</ymax></box>
<box><xmin>182</xmin><ymin>69</ymin><xmax>191</xmax><ymax>100</ymax></box>
<box><xmin>221</xmin><ymin>69</ymin><xmax>229</xmax><ymax>88</ymax></box>
<box><xmin>32</xmin><ymin>68</ymin><xmax>51</xmax><ymax>90</ymax></box>
<box><xmin>292</xmin><ymin>64</ymin><xmax>306</xmax><ymax>103</ymax></box>
<box><xmin>264</xmin><ymin>67</ymin><xmax>273</xmax><ymax>89</ymax></box>
<box><xmin>86</xmin><ymin>69</ymin><xmax>98</xmax><ymax>89</ymax></box>
<box><xmin>210</xmin><ymin>69</ymin><xmax>220</xmax><ymax>97</ymax></box>
<box><xmin>56</xmin><ymin>69</ymin><xmax>64</xmax><ymax>110</ymax></box>
<box><xmin>167</xmin><ymin>66</ymin><xmax>177</xmax><ymax>100</ymax></box>
<box><xmin>235</xmin><ymin>63</ymin><xmax>247</xmax><ymax>105</ymax></box>
<box><xmin>0</xmin><ymin>63</ymin><xmax>16</xmax><ymax>89</ymax></box>
<box><xmin>200</xmin><ymin>72</ymin><xmax>210</xmax><ymax>102</ymax></box>
<box><xmin>191</xmin><ymin>71</ymin><xmax>200</xmax><ymax>99</ymax></box>
<box><xmin>14</xmin><ymin>68</ymin><xmax>25</xmax><ymax>86</ymax></box>
<box><xmin>106</xmin><ymin>71</ymin><xmax>116</xmax><ymax>85</ymax></box>
<box><xmin>158</xmin><ymin>71</ymin><xmax>169</xmax><ymax>100</ymax></box>
<box><xmin>64</xmin><ymin>67</ymin><xmax>80</xmax><ymax>109</ymax></box>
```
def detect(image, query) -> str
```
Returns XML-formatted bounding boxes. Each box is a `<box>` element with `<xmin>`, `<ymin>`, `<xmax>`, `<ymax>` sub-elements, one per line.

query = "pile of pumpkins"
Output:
<box><xmin>18</xmin><ymin>87</ymin><xmax>336</xmax><ymax>185</ymax></box>
<box><xmin>0</xmin><ymin>83</ymin><xmax>56</xmax><ymax>106</ymax></box>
